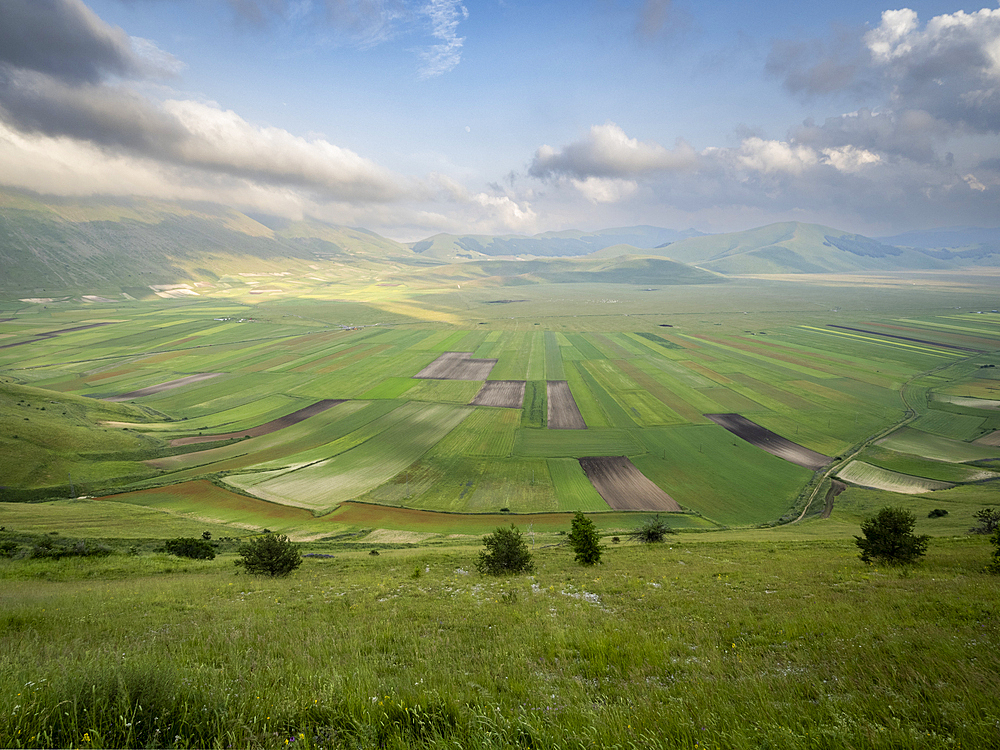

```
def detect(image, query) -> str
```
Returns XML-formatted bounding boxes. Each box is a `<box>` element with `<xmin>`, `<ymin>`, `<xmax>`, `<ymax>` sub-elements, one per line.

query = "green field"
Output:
<box><xmin>2</xmin><ymin>270</ymin><xmax>1000</xmax><ymax>531</ymax></box>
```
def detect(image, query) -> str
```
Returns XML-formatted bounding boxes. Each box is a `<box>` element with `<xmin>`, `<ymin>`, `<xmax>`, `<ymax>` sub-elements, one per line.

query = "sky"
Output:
<box><xmin>0</xmin><ymin>0</ymin><xmax>998</xmax><ymax>240</ymax></box>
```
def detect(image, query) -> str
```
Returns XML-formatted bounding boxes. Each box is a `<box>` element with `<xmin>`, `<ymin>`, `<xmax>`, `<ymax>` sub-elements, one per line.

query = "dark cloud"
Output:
<box><xmin>0</xmin><ymin>0</ymin><xmax>408</xmax><ymax>203</ymax></box>
<box><xmin>0</xmin><ymin>0</ymin><xmax>148</xmax><ymax>84</ymax></box>
<box><xmin>768</xmin><ymin>8</ymin><xmax>1000</xmax><ymax>135</ymax></box>
<box><xmin>791</xmin><ymin>108</ymin><xmax>950</xmax><ymax>164</ymax></box>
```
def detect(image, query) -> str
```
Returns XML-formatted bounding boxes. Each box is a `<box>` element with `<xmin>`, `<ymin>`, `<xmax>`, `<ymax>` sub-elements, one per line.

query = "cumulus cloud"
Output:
<box><xmin>529</xmin><ymin>123</ymin><xmax>697</xmax><ymax>180</ymax></box>
<box><xmin>770</xmin><ymin>7</ymin><xmax>1000</xmax><ymax>136</ymax></box>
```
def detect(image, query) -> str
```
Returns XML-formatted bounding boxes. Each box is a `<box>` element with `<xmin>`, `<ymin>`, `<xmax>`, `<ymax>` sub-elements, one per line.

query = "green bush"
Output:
<box><xmin>567</xmin><ymin>511</ymin><xmax>603</xmax><ymax>565</ymax></box>
<box><xmin>628</xmin><ymin>514</ymin><xmax>676</xmax><ymax>544</ymax></box>
<box><xmin>970</xmin><ymin>507</ymin><xmax>1000</xmax><ymax>535</ymax></box>
<box><xmin>987</xmin><ymin>528</ymin><xmax>1000</xmax><ymax>575</ymax></box>
<box><xmin>928</xmin><ymin>508</ymin><xmax>948</xmax><ymax>518</ymax></box>
<box><xmin>475</xmin><ymin>525</ymin><xmax>534</xmax><ymax>576</ymax></box>
<box><xmin>855</xmin><ymin>506</ymin><xmax>929</xmax><ymax>565</ymax></box>
<box><xmin>235</xmin><ymin>533</ymin><xmax>302</xmax><ymax>577</ymax></box>
<box><xmin>164</xmin><ymin>537</ymin><xmax>216</xmax><ymax>560</ymax></box>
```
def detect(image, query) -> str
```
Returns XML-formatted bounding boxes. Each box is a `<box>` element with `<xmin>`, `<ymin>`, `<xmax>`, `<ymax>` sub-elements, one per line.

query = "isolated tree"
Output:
<box><xmin>235</xmin><ymin>533</ymin><xmax>302</xmax><ymax>577</ymax></box>
<box><xmin>567</xmin><ymin>511</ymin><xmax>603</xmax><ymax>565</ymax></box>
<box><xmin>475</xmin><ymin>525</ymin><xmax>534</xmax><ymax>576</ymax></box>
<box><xmin>628</xmin><ymin>514</ymin><xmax>676</xmax><ymax>544</ymax></box>
<box><xmin>970</xmin><ymin>507</ymin><xmax>1000</xmax><ymax>535</ymax></box>
<box><xmin>854</xmin><ymin>506</ymin><xmax>929</xmax><ymax>565</ymax></box>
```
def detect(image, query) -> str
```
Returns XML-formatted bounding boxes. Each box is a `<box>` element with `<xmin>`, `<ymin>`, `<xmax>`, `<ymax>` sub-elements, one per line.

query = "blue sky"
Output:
<box><xmin>0</xmin><ymin>1</ymin><xmax>998</xmax><ymax>239</ymax></box>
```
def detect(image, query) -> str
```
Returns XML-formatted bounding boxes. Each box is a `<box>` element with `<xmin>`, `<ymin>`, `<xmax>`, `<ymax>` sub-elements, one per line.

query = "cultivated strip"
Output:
<box><xmin>104</xmin><ymin>373</ymin><xmax>223</xmax><ymax>401</ymax></box>
<box><xmin>170</xmin><ymin>399</ymin><xmax>346</xmax><ymax>446</ymax></box>
<box><xmin>470</xmin><ymin>380</ymin><xmax>526</xmax><ymax>408</ymax></box>
<box><xmin>578</xmin><ymin>456</ymin><xmax>680</xmax><ymax>511</ymax></box>
<box><xmin>706</xmin><ymin>413</ymin><xmax>831</xmax><ymax>470</ymax></box>
<box><xmin>547</xmin><ymin>380</ymin><xmax>586</xmax><ymax>429</ymax></box>
<box><xmin>415</xmin><ymin>351</ymin><xmax>498</xmax><ymax>380</ymax></box>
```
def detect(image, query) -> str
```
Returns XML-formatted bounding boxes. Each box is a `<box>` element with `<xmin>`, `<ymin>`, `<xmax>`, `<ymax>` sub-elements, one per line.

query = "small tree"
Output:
<box><xmin>855</xmin><ymin>506</ymin><xmax>929</xmax><ymax>565</ymax></box>
<box><xmin>628</xmin><ymin>514</ymin><xmax>676</xmax><ymax>544</ymax></box>
<box><xmin>987</xmin><ymin>528</ymin><xmax>1000</xmax><ymax>575</ymax></box>
<box><xmin>475</xmin><ymin>525</ymin><xmax>534</xmax><ymax>576</ymax></box>
<box><xmin>235</xmin><ymin>533</ymin><xmax>302</xmax><ymax>577</ymax></box>
<box><xmin>567</xmin><ymin>511</ymin><xmax>603</xmax><ymax>565</ymax></box>
<box><xmin>970</xmin><ymin>507</ymin><xmax>1000</xmax><ymax>535</ymax></box>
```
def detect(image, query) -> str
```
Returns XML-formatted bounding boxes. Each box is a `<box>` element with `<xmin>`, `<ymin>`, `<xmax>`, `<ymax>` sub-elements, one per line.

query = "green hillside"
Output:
<box><xmin>410</xmin><ymin>226</ymin><xmax>702</xmax><ymax>260</ymax></box>
<box><xmin>0</xmin><ymin>189</ymin><xmax>413</xmax><ymax>293</ymax></box>
<box><xmin>632</xmin><ymin>222</ymin><xmax>957</xmax><ymax>274</ymax></box>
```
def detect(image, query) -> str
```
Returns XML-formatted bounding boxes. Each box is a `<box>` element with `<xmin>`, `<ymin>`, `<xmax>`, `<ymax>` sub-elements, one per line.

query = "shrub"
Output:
<box><xmin>567</xmin><ymin>511</ymin><xmax>603</xmax><ymax>565</ymax></box>
<box><xmin>628</xmin><ymin>514</ymin><xmax>676</xmax><ymax>544</ymax></box>
<box><xmin>970</xmin><ymin>507</ymin><xmax>1000</xmax><ymax>535</ymax></box>
<box><xmin>928</xmin><ymin>508</ymin><xmax>948</xmax><ymax>518</ymax></box>
<box><xmin>987</xmin><ymin>528</ymin><xmax>1000</xmax><ymax>575</ymax></box>
<box><xmin>855</xmin><ymin>506</ymin><xmax>929</xmax><ymax>565</ymax></box>
<box><xmin>164</xmin><ymin>537</ymin><xmax>216</xmax><ymax>560</ymax></box>
<box><xmin>475</xmin><ymin>525</ymin><xmax>534</xmax><ymax>576</ymax></box>
<box><xmin>235</xmin><ymin>533</ymin><xmax>302</xmax><ymax>577</ymax></box>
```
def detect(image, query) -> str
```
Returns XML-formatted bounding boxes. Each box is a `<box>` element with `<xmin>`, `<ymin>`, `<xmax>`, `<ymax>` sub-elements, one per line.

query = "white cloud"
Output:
<box><xmin>571</xmin><ymin>177</ymin><xmax>639</xmax><ymax>203</ymax></box>
<box><xmin>734</xmin><ymin>137</ymin><xmax>818</xmax><ymax>176</ymax></box>
<box><xmin>417</xmin><ymin>0</ymin><xmax>469</xmax><ymax>78</ymax></box>
<box><xmin>530</xmin><ymin>123</ymin><xmax>697</xmax><ymax>180</ymax></box>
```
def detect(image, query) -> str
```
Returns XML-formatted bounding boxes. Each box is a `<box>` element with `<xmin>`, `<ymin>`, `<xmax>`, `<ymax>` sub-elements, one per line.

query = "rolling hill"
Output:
<box><xmin>0</xmin><ymin>189</ymin><xmax>414</xmax><ymax>293</ymax></box>
<box><xmin>410</xmin><ymin>226</ymin><xmax>704</xmax><ymax>260</ymax></box>
<box><xmin>621</xmin><ymin>222</ymin><xmax>962</xmax><ymax>274</ymax></box>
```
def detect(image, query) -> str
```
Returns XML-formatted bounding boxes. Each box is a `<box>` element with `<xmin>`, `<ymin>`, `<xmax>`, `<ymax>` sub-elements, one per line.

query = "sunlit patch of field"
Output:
<box><xmin>836</xmin><ymin>460</ymin><xmax>955</xmax><ymax>494</ymax></box>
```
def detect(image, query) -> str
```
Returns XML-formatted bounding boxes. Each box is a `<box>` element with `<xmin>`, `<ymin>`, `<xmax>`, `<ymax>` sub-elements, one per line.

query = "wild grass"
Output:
<box><xmin>1</xmin><ymin>537</ymin><xmax>997</xmax><ymax>749</ymax></box>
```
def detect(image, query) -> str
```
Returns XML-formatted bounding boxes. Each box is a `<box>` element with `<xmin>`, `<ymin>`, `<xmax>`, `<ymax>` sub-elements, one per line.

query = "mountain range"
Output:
<box><xmin>1</xmin><ymin>188</ymin><xmax>998</xmax><ymax>294</ymax></box>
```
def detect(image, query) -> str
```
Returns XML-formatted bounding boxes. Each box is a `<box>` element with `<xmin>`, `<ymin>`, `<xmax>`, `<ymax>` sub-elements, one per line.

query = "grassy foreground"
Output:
<box><xmin>1</xmin><ymin>535</ymin><xmax>998</xmax><ymax>749</ymax></box>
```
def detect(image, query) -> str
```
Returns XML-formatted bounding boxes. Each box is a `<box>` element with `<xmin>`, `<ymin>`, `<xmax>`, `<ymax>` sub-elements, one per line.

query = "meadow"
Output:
<box><xmin>0</xmin><ymin>530</ymin><xmax>997</xmax><ymax>750</ymax></box>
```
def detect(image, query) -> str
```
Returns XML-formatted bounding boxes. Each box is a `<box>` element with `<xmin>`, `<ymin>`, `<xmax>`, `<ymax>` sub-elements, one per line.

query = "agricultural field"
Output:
<box><xmin>1</xmin><ymin>271</ymin><xmax>999</xmax><ymax>536</ymax></box>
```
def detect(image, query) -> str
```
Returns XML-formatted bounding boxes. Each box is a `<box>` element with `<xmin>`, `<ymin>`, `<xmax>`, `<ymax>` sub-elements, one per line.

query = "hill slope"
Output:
<box><xmin>0</xmin><ymin>190</ymin><xmax>413</xmax><ymax>293</ymax></box>
<box><xmin>629</xmin><ymin>222</ymin><xmax>958</xmax><ymax>274</ymax></box>
<box><xmin>410</xmin><ymin>226</ymin><xmax>704</xmax><ymax>260</ymax></box>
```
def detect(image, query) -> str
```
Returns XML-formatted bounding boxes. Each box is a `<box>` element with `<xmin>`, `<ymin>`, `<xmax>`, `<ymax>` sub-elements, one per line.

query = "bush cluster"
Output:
<box><xmin>629</xmin><ymin>515</ymin><xmax>675</xmax><ymax>544</ymax></box>
<box><xmin>164</xmin><ymin>537</ymin><xmax>216</xmax><ymax>560</ymax></box>
<box><xmin>30</xmin><ymin>537</ymin><xmax>112</xmax><ymax>559</ymax></box>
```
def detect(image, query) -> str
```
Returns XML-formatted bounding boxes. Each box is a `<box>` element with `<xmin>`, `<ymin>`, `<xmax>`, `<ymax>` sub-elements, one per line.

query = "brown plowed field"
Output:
<box><xmin>706</xmin><ymin>413</ymin><xmax>831</xmax><ymax>470</ymax></box>
<box><xmin>415</xmin><ymin>352</ymin><xmax>498</xmax><ymax>380</ymax></box>
<box><xmin>547</xmin><ymin>380</ymin><xmax>586</xmax><ymax>429</ymax></box>
<box><xmin>578</xmin><ymin>456</ymin><xmax>681</xmax><ymax>511</ymax></box>
<box><xmin>104</xmin><ymin>373</ymin><xmax>222</xmax><ymax>402</ymax></box>
<box><xmin>470</xmin><ymin>380</ymin><xmax>525</xmax><ymax>408</ymax></box>
<box><xmin>974</xmin><ymin>430</ymin><xmax>1000</xmax><ymax>446</ymax></box>
<box><xmin>169</xmin><ymin>399</ymin><xmax>346</xmax><ymax>446</ymax></box>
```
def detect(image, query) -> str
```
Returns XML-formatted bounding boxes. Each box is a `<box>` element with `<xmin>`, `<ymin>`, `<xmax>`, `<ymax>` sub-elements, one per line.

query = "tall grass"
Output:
<box><xmin>2</xmin><ymin>537</ymin><xmax>998</xmax><ymax>748</ymax></box>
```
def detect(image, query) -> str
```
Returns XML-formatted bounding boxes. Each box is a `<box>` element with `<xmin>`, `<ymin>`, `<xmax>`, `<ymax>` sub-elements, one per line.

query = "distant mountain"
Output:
<box><xmin>877</xmin><ymin>227</ymin><xmax>1000</xmax><ymax>264</ymax></box>
<box><xmin>410</xmin><ymin>226</ymin><xmax>705</xmax><ymax>260</ymax></box>
<box><xmin>614</xmin><ymin>222</ymin><xmax>961</xmax><ymax>274</ymax></box>
<box><xmin>0</xmin><ymin>189</ymin><xmax>413</xmax><ymax>292</ymax></box>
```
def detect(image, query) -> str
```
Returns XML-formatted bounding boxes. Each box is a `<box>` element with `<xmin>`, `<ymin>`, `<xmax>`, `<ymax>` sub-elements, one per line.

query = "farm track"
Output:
<box><xmin>791</xmin><ymin>356</ymin><xmax>967</xmax><ymax>523</ymax></box>
<box><xmin>169</xmin><ymin>399</ymin><xmax>346</xmax><ymax>446</ymax></box>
